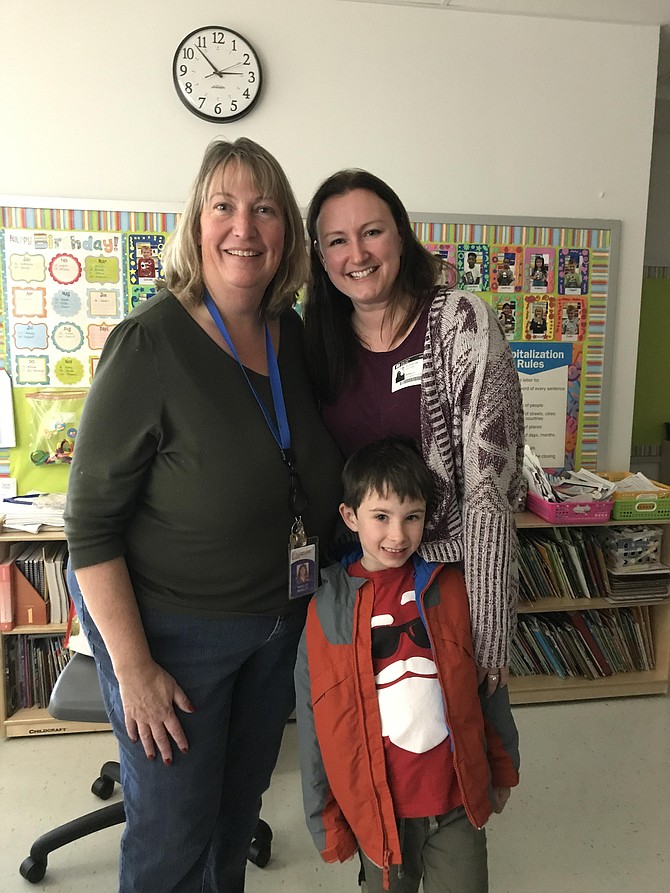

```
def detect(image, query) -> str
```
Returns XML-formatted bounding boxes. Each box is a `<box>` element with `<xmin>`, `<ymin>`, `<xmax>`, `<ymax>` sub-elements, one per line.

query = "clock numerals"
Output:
<box><xmin>172</xmin><ymin>25</ymin><xmax>263</xmax><ymax>123</ymax></box>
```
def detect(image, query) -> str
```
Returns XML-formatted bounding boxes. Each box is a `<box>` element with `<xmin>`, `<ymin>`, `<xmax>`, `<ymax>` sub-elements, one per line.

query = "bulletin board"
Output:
<box><xmin>412</xmin><ymin>213</ymin><xmax>620</xmax><ymax>474</ymax></box>
<box><xmin>0</xmin><ymin>198</ymin><xmax>619</xmax><ymax>493</ymax></box>
<box><xmin>0</xmin><ymin>197</ymin><xmax>181</xmax><ymax>492</ymax></box>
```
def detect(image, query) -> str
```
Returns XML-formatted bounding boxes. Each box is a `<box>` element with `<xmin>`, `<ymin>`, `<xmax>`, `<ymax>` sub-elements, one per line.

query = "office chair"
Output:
<box><xmin>19</xmin><ymin>651</ymin><xmax>272</xmax><ymax>884</ymax></box>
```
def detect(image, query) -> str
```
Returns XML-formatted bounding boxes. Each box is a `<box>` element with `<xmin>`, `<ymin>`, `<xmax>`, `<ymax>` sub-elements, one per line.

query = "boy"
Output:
<box><xmin>294</xmin><ymin>436</ymin><xmax>520</xmax><ymax>893</ymax></box>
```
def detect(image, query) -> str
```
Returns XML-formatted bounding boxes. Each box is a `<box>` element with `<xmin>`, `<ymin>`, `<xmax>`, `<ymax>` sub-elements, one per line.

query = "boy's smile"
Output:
<box><xmin>340</xmin><ymin>489</ymin><xmax>426</xmax><ymax>572</ymax></box>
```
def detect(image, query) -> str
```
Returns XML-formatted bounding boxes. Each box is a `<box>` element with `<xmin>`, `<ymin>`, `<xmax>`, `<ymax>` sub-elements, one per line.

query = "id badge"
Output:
<box><xmin>391</xmin><ymin>354</ymin><xmax>423</xmax><ymax>392</ymax></box>
<box><xmin>288</xmin><ymin>537</ymin><xmax>319</xmax><ymax>599</ymax></box>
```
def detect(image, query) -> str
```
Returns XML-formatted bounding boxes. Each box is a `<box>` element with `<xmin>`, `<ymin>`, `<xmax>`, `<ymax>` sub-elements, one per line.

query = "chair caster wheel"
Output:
<box><xmin>248</xmin><ymin>837</ymin><xmax>271</xmax><ymax>868</ymax></box>
<box><xmin>92</xmin><ymin>776</ymin><xmax>115</xmax><ymax>800</ymax></box>
<box><xmin>19</xmin><ymin>856</ymin><xmax>47</xmax><ymax>884</ymax></box>
<box><xmin>255</xmin><ymin>819</ymin><xmax>273</xmax><ymax>844</ymax></box>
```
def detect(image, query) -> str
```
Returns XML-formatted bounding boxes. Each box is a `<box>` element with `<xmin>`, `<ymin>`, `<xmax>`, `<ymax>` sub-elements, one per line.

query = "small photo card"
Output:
<box><xmin>457</xmin><ymin>244</ymin><xmax>489</xmax><ymax>292</ymax></box>
<box><xmin>491</xmin><ymin>246</ymin><xmax>522</xmax><ymax>293</ymax></box>
<box><xmin>524</xmin><ymin>248</ymin><xmax>555</xmax><ymax>294</ymax></box>
<box><xmin>495</xmin><ymin>297</ymin><xmax>519</xmax><ymax>341</ymax></box>
<box><xmin>557</xmin><ymin>296</ymin><xmax>586</xmax><ymax>341</ymax></box>
<box><xmin>558</xmin><ymin>248</ymin><xmax>589</xmax><ymax>295</ymax></box>
<box><xmin>423</xmin><ymin>242</ymin><xmax>456</xmax><ymax>286</ymax></box>
<box><xmin>523</xmin><ymin>295</ymin><xmax>555</xmax><ymax>341</ymax></box>
<box><xmin>127</xmin><ymin>233</ymin><xmax>166</xmax><ymax>287</ymax></box>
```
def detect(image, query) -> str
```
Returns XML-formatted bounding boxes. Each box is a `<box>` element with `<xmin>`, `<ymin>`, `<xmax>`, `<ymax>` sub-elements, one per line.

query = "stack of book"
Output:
<box><xmin>518</xmin><ymin>526</ymin><xmax>611</xmax><ymax>602</ymax></box>
<box><xmin>510</xmin><ymin>607</ymin><xmax>655</xmax><ymax>679</ymax></box>
<box><xmin>605</xmin><ymin>565</ymin><xmax>670</xmax><ymax>604</ymax></box>
<box><xmin>0</xmin><ymin>542</ymin><xmax>70</xmax><ymax>628</ymax></box>
<box><xmin>599</xmin><ymin>525</ymin><xmax>670</xmax><ymax>605</ymax></box>
<box><xmin>2</xmin><ymin>633</ymin><xmax>71</xmax><ymax>714</ymax></box>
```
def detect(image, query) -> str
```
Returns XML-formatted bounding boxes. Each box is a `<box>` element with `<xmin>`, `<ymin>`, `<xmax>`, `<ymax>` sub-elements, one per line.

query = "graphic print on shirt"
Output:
<box><xmin>373</xmin><ymin>586</ymin><xmax>449</xmax><ymax>753</ymax></box>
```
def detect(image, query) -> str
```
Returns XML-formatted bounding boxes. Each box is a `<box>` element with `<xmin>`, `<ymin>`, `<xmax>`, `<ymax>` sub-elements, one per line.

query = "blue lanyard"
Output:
<box><xmin>204</xmin><ymin>292</ymin><xmax>290</xmax><ymax>453</ymax></box>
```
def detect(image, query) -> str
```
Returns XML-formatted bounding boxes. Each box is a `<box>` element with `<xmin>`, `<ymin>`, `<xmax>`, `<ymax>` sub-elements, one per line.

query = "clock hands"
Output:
<box><xmin>205</xmin><ymin>60</ymin><xmax>245</xmax><ymax>78</ymax></box>
<box><xmin>196</xmin><ymin>45</ymin><xmax>223</xmax><ymax>77</ymax></box>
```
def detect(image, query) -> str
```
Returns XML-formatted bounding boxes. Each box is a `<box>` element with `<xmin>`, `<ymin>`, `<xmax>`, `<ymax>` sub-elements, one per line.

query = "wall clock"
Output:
<box><xmin>173</xmin><ymin>26</ymin><xmax>263</xmax><ymax>123</ymax></box>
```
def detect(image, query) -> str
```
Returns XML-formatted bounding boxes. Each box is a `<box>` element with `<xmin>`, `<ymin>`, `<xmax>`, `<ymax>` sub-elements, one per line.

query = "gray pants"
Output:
<box><xmin>360</xmin><ymin>807</ymin><xmax>488</xmax><ymax>893</ymax></box>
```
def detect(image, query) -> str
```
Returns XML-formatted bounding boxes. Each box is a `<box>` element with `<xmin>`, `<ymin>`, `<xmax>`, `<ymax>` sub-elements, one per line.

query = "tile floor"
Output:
<box><xmin>1</xmin><ymin>695</ymin><xmax>669</xmax><ymax>892</ymax></box>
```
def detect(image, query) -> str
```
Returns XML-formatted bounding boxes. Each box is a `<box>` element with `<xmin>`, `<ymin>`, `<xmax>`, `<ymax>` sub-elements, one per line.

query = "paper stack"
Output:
<box><xmin>1</xmin><ymin>493</ymin><xmax>65</xmax><ymax>534</ymax></box>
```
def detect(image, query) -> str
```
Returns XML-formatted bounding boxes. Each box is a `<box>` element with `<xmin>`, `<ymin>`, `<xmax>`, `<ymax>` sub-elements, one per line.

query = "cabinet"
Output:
<box><xmin>509</xmin><ymin>512</ymin><xmax>670</xmax><ymax>705</ymax></box>
<box><xmin>0</xmin><ymin>530</ymin><xmax>110</xmax><ymax>739</ymax></box>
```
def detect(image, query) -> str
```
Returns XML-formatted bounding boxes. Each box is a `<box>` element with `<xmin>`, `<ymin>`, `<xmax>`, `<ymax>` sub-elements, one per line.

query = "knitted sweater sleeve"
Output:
<box><xmin>421</xmin><ymin>290</ymin><xmax>524</xmax><ymax>667</ymax></box>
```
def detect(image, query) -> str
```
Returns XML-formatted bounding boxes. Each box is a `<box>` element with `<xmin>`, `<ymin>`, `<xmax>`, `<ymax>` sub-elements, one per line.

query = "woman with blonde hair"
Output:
<box><xmin>65</xmin><ymin>138</ymin><xmax>342</xmax><ymax>892</ymax></box>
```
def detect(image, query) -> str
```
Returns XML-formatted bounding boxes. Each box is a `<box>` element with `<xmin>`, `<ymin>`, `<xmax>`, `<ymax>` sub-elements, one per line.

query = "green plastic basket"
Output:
<box><xmin>598</xmin><ymin>472</ymin><xmax>670</xmax><ymax>521</ymax></box>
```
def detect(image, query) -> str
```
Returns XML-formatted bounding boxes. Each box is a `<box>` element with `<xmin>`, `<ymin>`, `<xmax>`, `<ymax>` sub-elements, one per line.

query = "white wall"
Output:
<box><xmin>0</xmin><ymin>0</ymin><xmax>660</xmax><ymax>468</ymax></box>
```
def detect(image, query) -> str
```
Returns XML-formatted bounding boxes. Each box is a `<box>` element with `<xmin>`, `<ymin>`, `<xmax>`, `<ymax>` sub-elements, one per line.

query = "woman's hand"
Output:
<box><xmin>73</xmin><ymin>559</ymin><xmax>195</xmax><ymax>765</ymax></box>
<box><xmin>117</xmin><ymin>659</ymin><xmax>195</xmax><ymax>764</ymax></box>
<box><xmin>476</xmin><ymin>664</ymin><xmax>510</xmax><ymax>697</ymax></box>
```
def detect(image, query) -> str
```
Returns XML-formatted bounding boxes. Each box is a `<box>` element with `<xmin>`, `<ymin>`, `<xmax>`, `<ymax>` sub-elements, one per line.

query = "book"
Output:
<box><xmin>0</xmin><ymin>554</ymin><xmax>14</xmax><ymax>630</ymax></box>
<box><xmin>570</xmin><ymin>528</ymin><xmax>601</xmax><ymax>598</ymax></box>
<box><xmin>529</xmin><ymin>616</ymin><xmax>567</xmax><ymax>677</ymax></box>
<box><xmin>516</xmin><ymin>617</ymin><xmax>553</xmax><ymax>675</ymax></box>
<box><xmin>569</xmin><ymin>612</ymin><xmax>613</xmax><ymax>676</ymax></box>
<box><xmin>43</xmin><ymin>541</ymin><xmax>68</xmax><ymax>624</ymax></box>
<box><xmin>563</xmin><ymin>534</ymin><xmax>592</xmax><ymax>599</ymax></box>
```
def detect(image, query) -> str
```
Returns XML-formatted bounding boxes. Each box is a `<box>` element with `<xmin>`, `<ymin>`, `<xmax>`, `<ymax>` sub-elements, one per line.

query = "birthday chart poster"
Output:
<box><xmin>2</xmin><ymin>229</ymin><xmax>124</xmax><ymax>386</ymax></box>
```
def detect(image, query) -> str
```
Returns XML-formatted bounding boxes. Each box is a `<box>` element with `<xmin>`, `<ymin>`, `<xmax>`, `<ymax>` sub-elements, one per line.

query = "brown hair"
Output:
<box><xmin>304</xmin><ymin>169</ymin><xmax>455</xmax><ymax>401</ymax></box>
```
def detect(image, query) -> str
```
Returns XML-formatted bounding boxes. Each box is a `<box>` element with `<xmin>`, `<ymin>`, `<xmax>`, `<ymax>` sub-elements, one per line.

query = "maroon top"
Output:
<box><xmin>321</xmin><ymin>303</ymin><xmax>430</xmax><ymax>457</ymax></box>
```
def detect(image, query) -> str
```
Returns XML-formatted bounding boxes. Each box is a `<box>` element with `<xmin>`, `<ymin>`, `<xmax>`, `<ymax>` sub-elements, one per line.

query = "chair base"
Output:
<box><xmin>19</xmin><ymin>761</ymin><xmax>272</xmax><ymax>883</ymax></box>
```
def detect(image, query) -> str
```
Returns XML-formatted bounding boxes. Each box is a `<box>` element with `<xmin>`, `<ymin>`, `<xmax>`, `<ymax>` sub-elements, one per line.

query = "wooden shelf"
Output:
<box><xmin>3</xmin><ymin>705</ymin><xmax>110</xmax><ymax>738</ymax></box>
<box><xmin>509</xmin><ymin>669</ymin><xmax>669</xmax><ymax>705</ymax></box>
<box><xmin>3</xmin><ymin>623</ymin><xmax>67</xmax><ymax>635</ymax></box>
<box><xmin>510</xmin><ymin>509</ymin><xmax>670</xmax><ymax>703</ymax></box>
<box><xmin>518</xmin><ymin>597</ymin><xmax>669</xmax><ymax>613</ymax></box>
<box><xmin>0</xmin><ymin>530</ymin><xmax>110</xmax><ymax>739</ymax></box>
<box><xmin>0</xmin><ymin>529</ymin><xmax>66</xmax><ymax>542</ymax></box>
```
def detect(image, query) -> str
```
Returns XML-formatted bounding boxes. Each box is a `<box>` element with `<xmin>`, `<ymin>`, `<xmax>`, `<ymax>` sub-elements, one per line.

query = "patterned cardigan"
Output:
<box><xmin>418</xmin><ymin>288</ymin><xmax>525</xmax><ymax>668</ymax></box>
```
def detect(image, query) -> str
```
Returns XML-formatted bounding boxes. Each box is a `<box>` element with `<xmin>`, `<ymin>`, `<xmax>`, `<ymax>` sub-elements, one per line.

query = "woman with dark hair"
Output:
<box><xmin>304</xmin><ymin>168</ymin><xmax>524</xmax><ymax>690</ymax></box>
<box><xmin>65</xmin><ymin>138</ymin><xmax>342</xmax><ymax>892</ymax></box>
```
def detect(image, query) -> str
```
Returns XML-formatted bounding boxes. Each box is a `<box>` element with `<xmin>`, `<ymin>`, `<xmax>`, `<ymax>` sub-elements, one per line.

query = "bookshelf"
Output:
<box><xmin>510</xmin><ymin>512</ymin><xmax>670</xmax><ymax>705</ymax></box>
<box><xmin>2</xmin><ymin>518</ymin><xmax>668</xmax><ymax>732</ymax></box>
<box><xmin>0</xmin><ymin>529</ymin><xmax>111</xmax><ymax>739</ymax></box>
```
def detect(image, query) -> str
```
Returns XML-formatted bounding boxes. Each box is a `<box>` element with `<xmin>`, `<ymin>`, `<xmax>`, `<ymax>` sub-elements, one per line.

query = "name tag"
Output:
<box><xmin>391</xmin><ymin>355</ymin><xmax>423</xmax><ymax>392</ymax></box>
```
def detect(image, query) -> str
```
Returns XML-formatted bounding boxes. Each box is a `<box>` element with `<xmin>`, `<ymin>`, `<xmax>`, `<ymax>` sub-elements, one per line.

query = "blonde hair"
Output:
<box><xmin>161</xmin><ymin>137</ymin><xmax>308</xmax><ymax>317</ymax></box>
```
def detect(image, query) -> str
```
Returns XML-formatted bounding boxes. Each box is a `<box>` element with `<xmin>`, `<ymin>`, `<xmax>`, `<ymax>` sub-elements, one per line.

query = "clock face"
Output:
<box><xmin>173</xmin><ymin>26</ymin><xmax>262</xmax><ymax>123</ymax></box>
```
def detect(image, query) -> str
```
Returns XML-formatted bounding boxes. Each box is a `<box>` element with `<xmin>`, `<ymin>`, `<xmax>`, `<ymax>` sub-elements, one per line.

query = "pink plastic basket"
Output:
<box><xmin>526</xmin><ymin>490</ymin><xmax>613</xmax><ymax>525</ymax></box>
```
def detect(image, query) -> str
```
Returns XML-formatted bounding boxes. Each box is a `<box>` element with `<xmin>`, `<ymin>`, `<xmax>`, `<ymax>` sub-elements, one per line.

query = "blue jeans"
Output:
<box><xmin>68</xmin><ymin>567</ymin><xmax>305</xmax><ymax>893</ymax></box>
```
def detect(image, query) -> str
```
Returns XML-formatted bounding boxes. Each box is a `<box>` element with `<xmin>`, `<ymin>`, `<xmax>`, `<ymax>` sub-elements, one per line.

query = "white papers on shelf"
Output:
<box><xmin>612</xmin><ymin>472</ymin><xmax>665</xmax><ymax>492</ymax></box>
<box><xmin>1</xmin><ymin>493</ymin><xmax>66</xmax><ymax>533</ymax></box>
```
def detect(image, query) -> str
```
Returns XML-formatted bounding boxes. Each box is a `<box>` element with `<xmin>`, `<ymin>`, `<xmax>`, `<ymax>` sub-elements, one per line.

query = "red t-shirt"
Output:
<box><xmin>350</xmin><ymin>559</ymin><xmax>462</xmax><ymax>819</ymax></box>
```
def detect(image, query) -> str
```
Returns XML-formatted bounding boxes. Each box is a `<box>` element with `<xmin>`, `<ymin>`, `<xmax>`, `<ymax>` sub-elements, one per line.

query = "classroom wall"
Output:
<box><xmin>0</xmin><ymin>0</ymin><xmax>660</xmax><ymax>469</ymax></box>
<box><xmin>644</xmin><ymin>129</ymin><xmax>670</xmax><ymax>266</ymax></box>
<box><xmin>632</xmin><ymin>278</ymin><xmax>670</xmax><ymax>446</ymax></box>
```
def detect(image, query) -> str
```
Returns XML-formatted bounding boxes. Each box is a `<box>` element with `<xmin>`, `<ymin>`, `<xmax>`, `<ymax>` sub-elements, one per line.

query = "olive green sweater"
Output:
<box><xmin>65</xmin><ymin>290</ymin><xmax>343</xmax><ymax>617</ymax></box>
